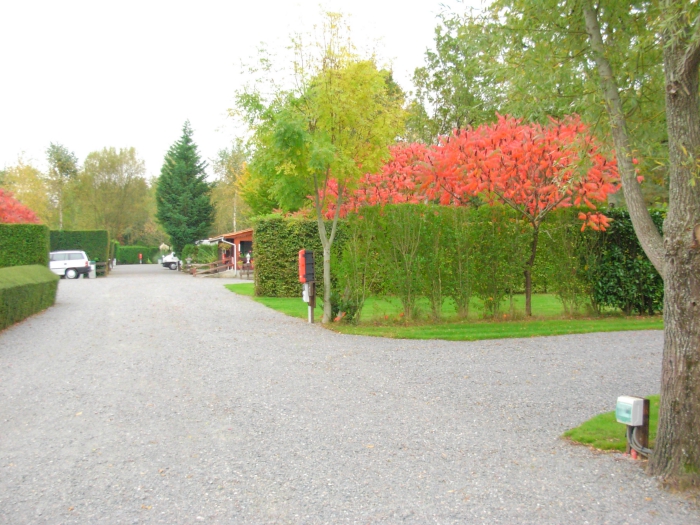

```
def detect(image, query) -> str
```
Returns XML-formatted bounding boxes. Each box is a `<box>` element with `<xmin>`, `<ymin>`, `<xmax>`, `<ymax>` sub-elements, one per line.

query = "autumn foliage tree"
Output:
<box><xmin>0</xmin><ymin>189</ymin><xmax>40</xmax><ymax>224</ymax></box>
<box><xmin>237</xmin><ymin>13</ymin><xmax>405</xmax><ymax>323</ymax></box>
<box><xmin>427</xmin><ymin>115</ymin><xmax>619</xmax><ymax>315</ymax></box>
<box><xmin>327</xmin><ymin>116</ymin><xmax>619</xmax><ymax>316</ymax></box>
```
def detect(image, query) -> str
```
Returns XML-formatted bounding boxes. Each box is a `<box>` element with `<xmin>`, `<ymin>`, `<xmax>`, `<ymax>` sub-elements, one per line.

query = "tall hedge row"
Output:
<box><xmin>335</xmin><ymin>205</ymin><xmax>664</xmax><ymax>321</ymax></box>
<box><xmin>115</xmin><ymin>245</ymin><xmax>160</xmax><ymax>264</ymax></box>
<box><xmin>0</xmin><ymin>265</ymin><xmax>59</xmax><ymax>330</ymax></box>
<box><xmin>50</xmin><ymin>230</ymin><xmax>110</xmax><ymax>262</ymax></box>
<box><xmin>0</xmin><ymin>224</ymin><xmax>50</xmax><ymax>268</ymax></box>
<box><xmin>252</xmin><ymin>206</ymin><xmax>664</xmax><ymax>319</ymax></box>
<box><xmin>253</xmin><ymin>215</ymin><xmax>346</xmax><ymax>297</ymax></box>
<box><xmin>337</xmin><ymin>205</ymin><xmax>530</xmax><ymax>321</ymax></box>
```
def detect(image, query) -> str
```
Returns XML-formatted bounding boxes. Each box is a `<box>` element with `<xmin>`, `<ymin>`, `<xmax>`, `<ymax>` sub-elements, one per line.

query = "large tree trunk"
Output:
<box><xmin>584</xmin><ymin>0</ymin><xmax>700</xmax><ymax>487</ymax></box>
<box><xmin>583</xmin><ymin>2</ymin><xmax>665</xmax><ymax>277</ymax></box>
<box><xmin>648</xmin><ymin>2</ymin><xmax>700</xmax><ymax>486</ymax></box>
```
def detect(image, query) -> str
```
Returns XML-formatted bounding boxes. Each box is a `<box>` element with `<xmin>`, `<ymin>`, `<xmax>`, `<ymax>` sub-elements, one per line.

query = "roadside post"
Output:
<box><xmin>139</xmin><ymin>253</ymin><xmax>143</xmax><ymax>264</ymax></box>
<box><xmin>298</xmin><ymin>249</ymin><xmax>316</xmax><ymax>323</ymax></box>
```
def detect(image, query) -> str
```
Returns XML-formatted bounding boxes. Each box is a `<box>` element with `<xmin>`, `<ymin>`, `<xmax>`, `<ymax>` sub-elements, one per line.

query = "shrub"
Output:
<box><xmin>115</xmin><ymin>245</ymin><xmax>160</xmax><ymax>264</ymax></box>
<box><xmin>50</xmin><ymin>230</ymin><xmax>110</xmax><ymax>263</ymax></box>
<box><xmin>0</xmin><ymin>224</ymin><xmax>50</xmax><ymax>268</ymax></box>
<box><xmin>253</xmin><ymin>215</ymin><xmax>346</xmax><ymax>298</ymax></box>
<box><xmin>181</xmin><ymin>244</ymin><xmax>195</xmax><ymax>261</ymax></box>
<box><xmin>592</xmin><ymin>209</ymin><xmax>664</xmax><ymax>315</ymax></box>
<box><xmin>336</xmin><ymin>208</ymin><xmax>383</xmax><ymax>323</ymax></box>
<box><xmin>180</xmin><ymin>244</ymin><xmax>219</xmax><ymax>264</ymax></box>
<box><xmin>470</xmin><ymin>206</ymin><xmax>529</xmax><ymax>317</ymax></box>
<box><xmin>539</xmin><ymin>209</ymin><xmax>603</xmax><ymax>315</ymax></box>
<box><xmin>195</xmin><ymin>244</ymin><xmax>218</xmax><ymax>263</ymax></box>
<box><xmin>377</xmin><ymin>205</ymin><xmax>428</xmax><ymax>320</ymax></box>
<box><xmin>0</xmin><ymin>265</ymin><xmax>59</xmax><ymax>330</ymax></box>
<box><xmin>442</xmin><ymin>207</ymin><xmax>476</xmax><ymax>318</ymax></box>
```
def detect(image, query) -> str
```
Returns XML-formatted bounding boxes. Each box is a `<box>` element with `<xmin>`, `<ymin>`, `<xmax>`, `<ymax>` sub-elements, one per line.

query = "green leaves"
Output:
<box><xmin>155</xmin><ymin>122</ymin><xmax>215</xmax><ymax>253</ymax></box>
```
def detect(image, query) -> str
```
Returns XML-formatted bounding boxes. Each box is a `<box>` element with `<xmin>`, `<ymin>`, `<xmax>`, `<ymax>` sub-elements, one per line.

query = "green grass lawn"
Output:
<box><xmin>563</xmin><ymin>395</ymin><xmax>659</xmax><ymax>451</ymax></box>
<box><xmin>225</xmin><ymin>283</ymin><xmax>663</xmax><ymax>341</ymax></box>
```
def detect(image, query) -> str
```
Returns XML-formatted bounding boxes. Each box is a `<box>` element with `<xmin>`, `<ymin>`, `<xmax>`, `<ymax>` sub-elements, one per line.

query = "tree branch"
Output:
<box><xmin>583</xmin><ymin>1</ymin><xmax>666</xmax><ymax>277</ymax></box>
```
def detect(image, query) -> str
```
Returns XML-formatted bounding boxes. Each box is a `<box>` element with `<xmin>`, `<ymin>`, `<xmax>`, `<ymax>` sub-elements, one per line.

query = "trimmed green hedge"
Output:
<box><xmin>50</xmin><ymin>230</ymin><xmax>110</xmax><ymax>263</ymax></box>
<box><xmin>0</xmin><ymin>224</ymin><xmax>50</xmax><ymax>268</ymax></box>
<box><xmin>336</xmin><ymin>205</ymin><xmax>665</xmax><ymax>321</ymax></box>
<box><xmin>594</xmin><ymin>208</ymin><xmax>664</xmax><ymax>315</ymax></box>
<box><xmin>115</xmin><ymin>245</ymin><xmax>160</xmax><ymax>264</ymax></box>
<box><xmin>253</xmin><ymin>215</ymin><xmax>346</xmax><ymax>297</ymax></box>
<box><xmin>0</xmin><ymin>265</ymin><xmax>59</xmax><ymax>330</ymax></box>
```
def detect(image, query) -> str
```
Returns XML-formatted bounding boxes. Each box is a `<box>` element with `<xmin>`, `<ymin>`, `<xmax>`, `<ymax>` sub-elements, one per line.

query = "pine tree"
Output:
<box><xmin>156</xmin><ymin>122</ymin><xmax>214</xmax><ymax>253</ymax></box>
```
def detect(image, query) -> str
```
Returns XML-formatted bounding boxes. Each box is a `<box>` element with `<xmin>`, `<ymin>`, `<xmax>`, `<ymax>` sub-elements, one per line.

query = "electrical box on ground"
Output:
<box><xmin>616</xmin><ymin>396</ymin><xmax>645</xmax><ymax>426</ymax></box>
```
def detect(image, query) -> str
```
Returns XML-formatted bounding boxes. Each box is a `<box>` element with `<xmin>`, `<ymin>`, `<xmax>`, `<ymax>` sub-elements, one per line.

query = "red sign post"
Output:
<box><xmin>139</xmin><ymin>253</ymin><xmax>142</xmax><ymax>264</ymax></box>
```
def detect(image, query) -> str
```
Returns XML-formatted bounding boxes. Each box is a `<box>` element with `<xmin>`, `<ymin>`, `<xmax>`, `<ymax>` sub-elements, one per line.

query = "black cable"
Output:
<box><xmin>626</xmin><ymin>425</ymin><xmax>653</xmax><ymax>457</ymax></box>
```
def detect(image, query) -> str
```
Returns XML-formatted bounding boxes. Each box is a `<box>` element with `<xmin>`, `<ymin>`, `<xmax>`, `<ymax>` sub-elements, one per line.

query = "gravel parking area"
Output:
<box><xmin>0</xmin><ymin>264</ymin><xmax>696</xmax><ymax>524</ymax></box>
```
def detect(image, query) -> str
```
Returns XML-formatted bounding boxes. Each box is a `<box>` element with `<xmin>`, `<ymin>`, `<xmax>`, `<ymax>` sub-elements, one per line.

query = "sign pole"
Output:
<box><xmin>308</xmin><ymin>282</ymin><xmax>315</xmax><ymax>324</ymax></box>
<box><xmin>299</xmin><ymin>249</ymin><xmax>315</xmax><ymax>324</ymax></box>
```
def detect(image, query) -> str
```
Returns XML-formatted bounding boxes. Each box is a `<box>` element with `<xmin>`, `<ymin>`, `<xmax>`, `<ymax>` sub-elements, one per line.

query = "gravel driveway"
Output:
<box><xmin>0</xmin><ymin>264</ymin><xmax>696</xmax><ymax>524</ymax></box>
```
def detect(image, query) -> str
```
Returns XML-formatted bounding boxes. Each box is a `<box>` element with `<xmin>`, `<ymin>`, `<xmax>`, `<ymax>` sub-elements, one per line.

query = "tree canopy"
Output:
<box><xmin>46</xmin><ymin>143</ymin><xmax>78</xmax><ymax>229</ymax></box>
<box><xmin>408</xmin><ymin>1</ymin><xmax>668</xmax><ymax>206</ymax></box>
<box><xmin>72</xmin><ymin>147</ymin><xmax>151</xmax><ymax>243</ymax></box>
<box><xmin>236</xmin><ymin>12</ymin><xmax>406</xmax><ymax>322</ymax></box>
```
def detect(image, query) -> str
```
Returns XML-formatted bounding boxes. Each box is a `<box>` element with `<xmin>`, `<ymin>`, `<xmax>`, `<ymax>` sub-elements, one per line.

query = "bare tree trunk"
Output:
<box><xmin>583</xmin><ymin>2</ymin><xmax>665</xmax><ymax>277</ymax></box>
<box><xmin>524</xmin><ymin>223</ymin><xmax>539</xmax><ymax>316</ymax></box>
<box><xmin>647</xmin><ymin>1</ymin><xmax>700</xmax><ymax>486</ymax></box>
<box><xmin>313</xmin><ymin>177</ymin><xmax>342</xmax><ymax>324</ymax></box>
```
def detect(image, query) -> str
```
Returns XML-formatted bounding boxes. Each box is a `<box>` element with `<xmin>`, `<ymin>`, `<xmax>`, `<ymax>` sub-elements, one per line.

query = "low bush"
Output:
<box><xmin>180</xmin><ymin>244</ymin><xmax>218</xmax><ymax>263</ymax></box>
<box><xmin>593</xmin><ymin>209</ymin><xmax>664</xmax><ymax>315</ymax></box>
<box><xmin>0</xmin><ymin>265</ymin><xmax>59</xmax><ymax>330</ymax></box>
<box><xmin>0</xmin><ymin>224</ymin><xmax>50</xmax><ymax>268</ymax></box>
<box><xmin>50</xmin><ymin>230</ymin><xmax>110</xmax><ymax>262</ymax></box>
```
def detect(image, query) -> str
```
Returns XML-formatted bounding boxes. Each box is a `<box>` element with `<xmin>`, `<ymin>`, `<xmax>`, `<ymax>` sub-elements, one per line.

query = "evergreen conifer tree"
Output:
<box><xmin>156</xmin><ymin>121</ymin><xmax>214</xmax><ymax>253</ymax></box>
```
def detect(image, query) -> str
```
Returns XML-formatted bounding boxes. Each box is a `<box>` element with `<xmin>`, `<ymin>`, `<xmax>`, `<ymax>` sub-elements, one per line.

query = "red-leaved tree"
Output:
<box><xmin>323</xmin><ymin>115</ymin><xmax>620</xmax><ymax>316</ymax></box>
<box><xmin>0</xmin><ymin>189</ymin><xmax>40</xmax><ymax>224</ymax></box>
<box><xmin>427</xmin><ymin>115</ymin><xmax>619</xmax><ymax>315</ymax></box>
<box><xmin>324</xmin><ymin>143</ymin><xmax>430</xmax><ymax>218</ymax></box>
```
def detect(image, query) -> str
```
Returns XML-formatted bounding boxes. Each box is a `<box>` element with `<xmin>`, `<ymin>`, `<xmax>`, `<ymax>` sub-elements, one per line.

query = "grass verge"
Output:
<box><xmin>225</xmin><ymin>283</ymin><xmax>663</xmax><ymax>341</ymax></box>
<box><xmin>563</xmin><ymin>395</ymin><xmax>659</xmax><ymax>451</ymax></box>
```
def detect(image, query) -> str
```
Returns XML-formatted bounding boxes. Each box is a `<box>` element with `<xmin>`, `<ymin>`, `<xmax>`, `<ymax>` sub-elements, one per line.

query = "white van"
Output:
<box><xmin>49</xmin><ymin>250</ymin><xmax>90</xmax><ymax>279</ymax></box>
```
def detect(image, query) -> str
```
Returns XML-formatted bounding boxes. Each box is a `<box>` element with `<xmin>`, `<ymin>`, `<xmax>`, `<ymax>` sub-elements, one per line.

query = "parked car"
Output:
<box><xmin>49</xmin><ymin>250</ymin><xmax>90</xmax><ymax>279</ymax></box>
<box><xmin>161</xmin><ymin>252</ymin><xmax>180</xmax><ymax>270</ymax></box>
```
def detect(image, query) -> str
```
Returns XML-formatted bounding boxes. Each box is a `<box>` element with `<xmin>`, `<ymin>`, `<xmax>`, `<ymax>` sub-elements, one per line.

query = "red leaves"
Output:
<box><xmin>0</xmin><ymin>189</ymin><xmax>40</xmax><ymax>224</ymax></box>
<box><xmin>320</xmin><ymin>115</ymin><xmax>619</xmax><ymax>229</ymax></box>
<box><xmin>578</xmin><ymin>211</ymin><xmax>612</xmax><ymax>232</ymax></box>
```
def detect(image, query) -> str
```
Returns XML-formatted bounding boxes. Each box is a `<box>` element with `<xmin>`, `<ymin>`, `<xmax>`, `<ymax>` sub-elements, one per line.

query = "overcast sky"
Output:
<box><xmin>0</xmin><ymin>0</ymin><xmax>480</xmax><ymax>178</ymax></box>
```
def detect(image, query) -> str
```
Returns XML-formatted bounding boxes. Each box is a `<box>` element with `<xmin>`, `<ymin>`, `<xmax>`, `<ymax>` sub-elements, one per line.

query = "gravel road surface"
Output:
<box><xmin>0</xmin><ymin>264</ymin><xmax>696</xmax><ymax>524</ymax></box>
